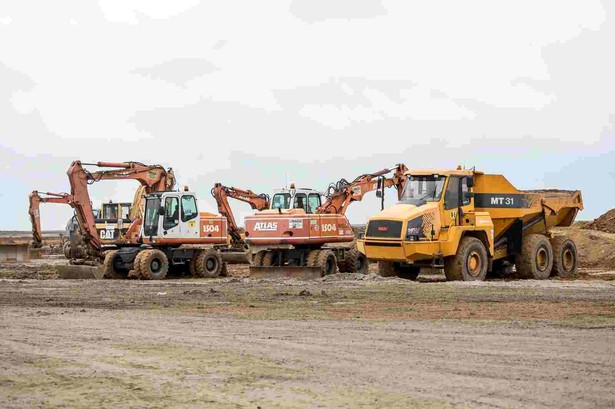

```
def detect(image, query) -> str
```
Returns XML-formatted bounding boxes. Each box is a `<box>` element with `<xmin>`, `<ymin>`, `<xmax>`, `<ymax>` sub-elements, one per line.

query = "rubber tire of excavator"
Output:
<box><xmin>315</xmin><ymin>250</ymin><xmax>338</xmax><ymax>276</ymax></box>
<box><xmin>306</xmin><ymin>250</ymin><xmax>320</xmax><ymax>267</ymax></box>
<box><xmin>189</xmin><ymin>251</ymin><xmax>200</xmax><ymax>277</ymax></box>
<box><xmin>139</xmin><ymin>249</ymin><xmax>169</xmax><ymax>280</ymax></box>
<box><xmin>103</xmin><ymin>250</ymin><xmax>123</xmax><ymax>279</ymax></box>
<box><xmin>338</xmin><ymin>247</ymin><xmax>368</xmax><ymax>274</ymax></box>
<box><xmin>128</xmin><ymin>251</ymin><xmax>144</xmax><ymax>279</ymax></box>
<box><xmin>252</xmin><ymin>251</ymin><xmax>267</xmax><ymax>267</ymax></box>
<box><xmin>194</xmin><ymin>249</ymin><xmax>223</xmax><ymax>278</ymax></box>
<box><xmin>444</xmin><ymin>237</ymin><xmax>488</xmax><ymax>281</ymax></box>
<box><xmin>550</xmin><ymin>236</ymin><xmax>578</xmax><ymax>278</ymax></box>
<box><xmin>516</xmin><ymin>234</ymin><xmax>553</xmax><ymax>280</ymax></box>
<box><xmin>63</xmin><ymin>241</ymin><xmax>71</xmax><ymax>259</ymax></box>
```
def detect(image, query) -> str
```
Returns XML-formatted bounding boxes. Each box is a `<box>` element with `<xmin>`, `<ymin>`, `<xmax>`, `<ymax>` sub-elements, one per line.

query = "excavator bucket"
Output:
<box><xmin>56</xmin><ymin>264</ymin><xmax>104</xmax><ymax>279</ymax></box>
<box><xmin>249</xmin><ymin>266</ymin><xmax>323</xmax><ymax>280</ymax></box>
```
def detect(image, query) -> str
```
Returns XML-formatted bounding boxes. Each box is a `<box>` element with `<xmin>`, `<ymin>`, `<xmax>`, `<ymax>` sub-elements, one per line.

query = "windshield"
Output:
<box><xmin>143</xmin><ymin>197</ymin><xmax>161</xmax><ymax>237</ymax></box>
<box><xmin>399</xmin><ymin>175</ymin><xmax>447</xmax><ymax>206</ymax></box>
<box><xmin>271</xmin><ymin>193</ymin><xmax>291</xmax><ymax>210</ymax></box>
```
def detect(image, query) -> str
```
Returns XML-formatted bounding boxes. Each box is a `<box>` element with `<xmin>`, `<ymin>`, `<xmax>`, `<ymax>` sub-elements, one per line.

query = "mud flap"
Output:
<box><xmin>57</xmin><ymin>265</ymin><xmax>104</xmax><ymax>279</ymax></box>
<box><xmin>249</xmin><ymin>266</ymin><xmax>323</xmax><ymax>280</ymax></box>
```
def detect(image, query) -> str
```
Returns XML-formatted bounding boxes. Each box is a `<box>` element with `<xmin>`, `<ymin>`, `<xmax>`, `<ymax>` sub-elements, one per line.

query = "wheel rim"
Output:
<box><xmin>467</xmin><ymin>251</ymin><xmax>482</xmax><ymax>277</ymax></box>
<box><xmin>151</xmin><ymin>258</ymin><xmax>161</xmax><ymax>273</ymax></box>
<box><xmin>206</xmin><ymin>258</ymin><xmax>217</xmax><ymax>272</ymax></box>
<box><xmin>563</xmin><ymin>248</ymin><xmax>574</xmax><ymax>271</ymax></box>
<box><xmin>536</xmin><ymin>248</ymin><xmax>548</xmax><ymax>271</ymax></box>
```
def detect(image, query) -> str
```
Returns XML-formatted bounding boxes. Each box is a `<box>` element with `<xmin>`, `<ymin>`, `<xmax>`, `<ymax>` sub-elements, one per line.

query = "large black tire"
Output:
<box><xmin>516</xmin><ymin>234</ymin><xmax>553</xmax><ymax>280</ymax></box>
<box><xmin>397</xmin><ymin>264</ymin><xmax>420</xmax><ymax>280</ymax></box>
<box><xmin>444</xmin><ymin>237</ymin><xmax>488</xmax><ymax>281</ymax></box>
<box><xmin>128</xmin><ymin>251</ymin><xmax>145</xmax><ymax>279</ymax></box>
<box><xmin>139</xmin><ymin>249</ymin><xmax>169</xmax><ymax>280</ymax></box>
<box><xmin>306</xmin><ymin>250</ymin><xmax>320</xmax><ymax>267</ymax></box>
<box><xmin>338</xmin><ymin>248</ymin><xmax>368</xmax><ymax>274</ymax></box>
<box><xmin>376</xmin><ymin>261</ymin><xmax>419</xmax><ymax>279</ymax></box>
<box><xmin>377</xmin><ymin>261</ymin><xmax>397</xmax><ymax>277</ymax></box>
<box><xmin>262</xmin><ymin>251</ymin><xmax>282</xmax><ymax>267</ymax></box>
<box><xmin>63</xmin><ymin>241</ymin><xmax>71</xmax><ymax>259</ymax></box>
<box><xmin>189</xmin><ymin>251</ymin><xmax>200</xmax><ymax>277</ymax></box>
<box><xmin>194</xmin><ymin>249</ymin><xmax>223</xmax><ymax>278</ymax></box>
<box><xmin>550</xmin><ymin>236</ymin><xmax>578</xmax><ymax>278</ymax></box>
<box><xmin>103</xmin><ymin>250</ymin><xmax>123</xmax><ymax>279</ymax></box>
<box><xmin>251</xmin><ymin>251</ymin><xmax>267</xmax><ymax>267</ymax></box>
<box><xmin>315</xmin><ymin>250</ymin><xmax>338</xmax><ymax>275</ymax></box>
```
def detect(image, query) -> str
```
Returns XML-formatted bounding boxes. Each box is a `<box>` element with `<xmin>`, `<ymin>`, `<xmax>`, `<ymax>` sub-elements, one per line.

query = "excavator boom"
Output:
<box><xmin>28</xmin><ymin>191</ymin><xmax>72</xmax><ymax>247</ymax></box>
<box><xmin>211</xmin><ymin>183</ymin><xmax>270</xmax><ymax>250</ymax></box>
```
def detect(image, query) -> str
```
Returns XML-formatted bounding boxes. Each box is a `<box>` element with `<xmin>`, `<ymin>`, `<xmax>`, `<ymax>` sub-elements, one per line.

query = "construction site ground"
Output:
<box><xmin>1</xmin><ymin>225</ymin><xmax>614</xmax><ymax>408</ymax></box>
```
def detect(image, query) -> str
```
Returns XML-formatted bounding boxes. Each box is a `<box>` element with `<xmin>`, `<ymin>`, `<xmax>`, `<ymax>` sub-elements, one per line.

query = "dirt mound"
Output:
<box><xmin>583</xmin><ymin>209</ymin><xmax>615</xmax><ymax>234</ymax></box>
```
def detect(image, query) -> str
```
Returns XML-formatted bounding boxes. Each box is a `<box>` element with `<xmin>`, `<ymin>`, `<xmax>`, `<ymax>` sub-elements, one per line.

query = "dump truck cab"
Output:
<box><xmin>358</xmin><ymin>167</ymin><xmax>583</xmax><ymax>281</ymax></box>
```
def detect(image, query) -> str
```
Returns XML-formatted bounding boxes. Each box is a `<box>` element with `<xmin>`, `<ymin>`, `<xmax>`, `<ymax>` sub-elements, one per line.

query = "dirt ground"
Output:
<box><xmin>1</xmin><ymin>269</ymin><xmax>614</xmax><ymax>408</ymax></box>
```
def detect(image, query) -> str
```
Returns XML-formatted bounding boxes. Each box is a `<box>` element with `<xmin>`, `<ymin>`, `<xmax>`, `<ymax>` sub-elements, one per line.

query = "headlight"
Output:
<box><xmin>406</xmin><ymin>216</ymin><xmax>424</xmax><ymax>241</ymax></box>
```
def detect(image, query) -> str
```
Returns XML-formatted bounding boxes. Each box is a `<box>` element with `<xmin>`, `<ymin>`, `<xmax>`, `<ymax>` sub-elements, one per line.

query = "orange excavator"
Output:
<box><xmin>245</xmin><ymin>164</ymin><xmax>408</xmax><ymax>278</ymax></box>
<box><xmin>29</xmin><ymin>161</ymin><xmax>176</xmax><ymax>265</ymax></box>
<box><xmin>211</xmin><ymin>183</ymin><xmax>270</xmax><ymax>251</ymax></box>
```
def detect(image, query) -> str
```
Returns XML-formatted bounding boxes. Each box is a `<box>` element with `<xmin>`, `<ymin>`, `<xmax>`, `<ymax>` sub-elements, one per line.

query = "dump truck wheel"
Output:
<box><xmin>252</xmin><ymin>251</ymin><xmax>266</xmax><ymax>267</ymax></box>
<box><xmin>516</xmin><ymin>234</ymin><xmax>553</xmax><ymax>280</ymax></box>
<box><xmin>338</xmin><ymin>248</ymin><xmax>368</xmax><ymax>274</ymax></box>
<box><xmin>306</xmin><ymin>250</ymin><xmax>320</xmax><ymax>267</ymax></box>
<box><xmin>377</xmin><ymin>261</ymin><xmax>398</xmax><ymax>277</ymax></box>
<box><xmin>103</xmin><ymin>250</ymin><xmax>124</xmax><ymax>279</ymax></box>
<box><xmin>316</xmin><ymin>250</ymin><xmax>338</xmax><ymax>276</ymax></box>
<box><xmin>139</xmin><ymin>249</ymin><xmax>169</xmax><ymax>280</ymax></box>
<box><xmin>550</xmin><ymin>236</ymin><xmax>577</xmax><ymax>278</ymax></box>
<box><xmin>194</xmin><ymin>249</ymin><xmax>223</xmax><ymax>278</ymax></box>
<box><xmin>398</xmin><ymin>264</ymin><xmax>420</xmax><ymax>280</ymax></box>
<box><xmin>444</xmin><ymin>237</ymin><xmax>488</xmax><ymax>281</ymax></box>
<box><xmin>63</xmin><ymin>242</ymin><xmax>71</xmax><ymax>259</ymax></box>
<box><xmin>262</xmin><ymin>251</ymin><xmax>282</xmax><ymax>267</ymax></box>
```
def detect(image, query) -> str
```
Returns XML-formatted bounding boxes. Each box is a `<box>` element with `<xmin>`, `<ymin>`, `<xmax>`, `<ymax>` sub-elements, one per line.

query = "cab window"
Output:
<box><xmin>293</xmin><ymin>193</ymin><xmax>307</xmax><ymax>210</ymax></box>
<box><xmin>272</xmin><ymin>193</ymin><xmax>291</xmax><ymax>209</ymax></box>
<box><xmin>163</xmin><ymin>197</ymin><xmax>179</xmax><ymax>230</ymax></box>
<box><xmin>181</xmin><ymin>195</ymin><xmax>198</xmax><ymax>222</ymax></box>
<box><xmin>120</xmin><ymin>205</ymin><xmax>131</xmax><ymax>220</ymax></box>
<box><xmin>444</xmin><ymin>177</ymin><xmax>460</xmax><ymax>210</ymax></box>
<box><xmin>307</xmin><ymin>194</ymin><xmax>321</xmax><ymax>214</ymax></box>
<box><xmin>461</xmin><ymin>177</ymin><xmax>471</xmax><ymax>206</ymax></box>
<box><xmin>103</xmin><ymin>204</ymin><xmax>118</xmax><ymax>219</ymax></box>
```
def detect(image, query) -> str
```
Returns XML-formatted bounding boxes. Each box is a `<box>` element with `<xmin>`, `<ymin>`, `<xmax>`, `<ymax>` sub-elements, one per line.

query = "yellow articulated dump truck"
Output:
<box><xmin>357</xmin><ymin>167</ymin><xmax>583</xmax><ymax>281</ymax></box>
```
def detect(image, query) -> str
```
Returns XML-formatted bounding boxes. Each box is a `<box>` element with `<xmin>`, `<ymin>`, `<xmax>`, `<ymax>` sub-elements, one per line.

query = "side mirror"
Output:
<box><xmin>158</xmin><ymin>206</ymin><xmax>165</xmax><ymax>216</ymax></box>
<box><xmin>467</xmin><ymin>177</ymin><xmax>475</xmax><ymax>188</ymax></box>
<box><xmin>376</xmin><ymin>190</ymin><xmax>382</xmax><ymax>198</ymax></box>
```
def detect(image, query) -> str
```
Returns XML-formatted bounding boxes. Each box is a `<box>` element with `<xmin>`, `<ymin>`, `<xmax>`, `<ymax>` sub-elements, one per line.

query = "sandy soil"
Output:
<box><xmin>1</xmin><ymin>274</ymin><xmax>614</xmax><ymax>408</ymax></box>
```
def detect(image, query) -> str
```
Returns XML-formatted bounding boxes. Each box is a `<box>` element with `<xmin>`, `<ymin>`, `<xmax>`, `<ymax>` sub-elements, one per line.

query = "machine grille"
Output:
<box><xmin>366</xmin><ymin>220</ymin><xmax>403</xmax><ymax>238</ymax></box>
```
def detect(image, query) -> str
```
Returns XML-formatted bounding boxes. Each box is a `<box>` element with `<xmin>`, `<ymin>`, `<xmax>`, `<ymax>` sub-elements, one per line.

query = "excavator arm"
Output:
<box><xmin>28</xmin><ymin>191</ymin><xmax>73</xmax><ymax>248</ymax></box>
<box><xmin>211</xmin><ymin>183</ymin><xmax>270</xmax><ymax>248</ymax></box>
<box><xmin>318</xmin><ymin>164</ymin><xmax>408</xmax><ymax>214</ymax></box>
<box><xmin>66</xmin><ymin>161</ymin><xmax>175</xmax><ymax>258</ymax></box>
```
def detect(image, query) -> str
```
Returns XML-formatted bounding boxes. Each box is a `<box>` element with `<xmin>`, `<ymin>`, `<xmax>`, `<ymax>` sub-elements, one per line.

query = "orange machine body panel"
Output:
<box><xmin>245</xmin><ymin>210</ymin><xmax>354</xmax><ymax>246</ymax></box>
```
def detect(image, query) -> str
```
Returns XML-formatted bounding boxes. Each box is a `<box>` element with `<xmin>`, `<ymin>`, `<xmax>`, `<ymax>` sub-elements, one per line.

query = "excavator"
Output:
<box><xmin>244</xmin><ymin>164</ymin><xmax>408</xmax><ymax>278</ymax></box>
<box><xmin>28</xmin><ymin>161</ymin><xmax>176</xmax><ymax>278</ymax></box>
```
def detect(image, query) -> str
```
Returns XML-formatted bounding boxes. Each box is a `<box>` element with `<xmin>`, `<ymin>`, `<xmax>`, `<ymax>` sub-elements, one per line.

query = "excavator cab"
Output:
<box><xmin>95</xmin><ymin>201</ymin><xmax>133</xmax><ymax>242</ymax></box>
<box><xmin>270</xmin><ymin>186</ymin><xmax>323</xmax><ymax>214</ymax></box>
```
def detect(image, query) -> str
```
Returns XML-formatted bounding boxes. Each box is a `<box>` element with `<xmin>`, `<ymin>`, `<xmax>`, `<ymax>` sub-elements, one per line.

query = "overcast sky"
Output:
<box><xmin>1</xmin><ymin>1</ymin><xmax>613</xmax><ymax>230</ymax></box>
